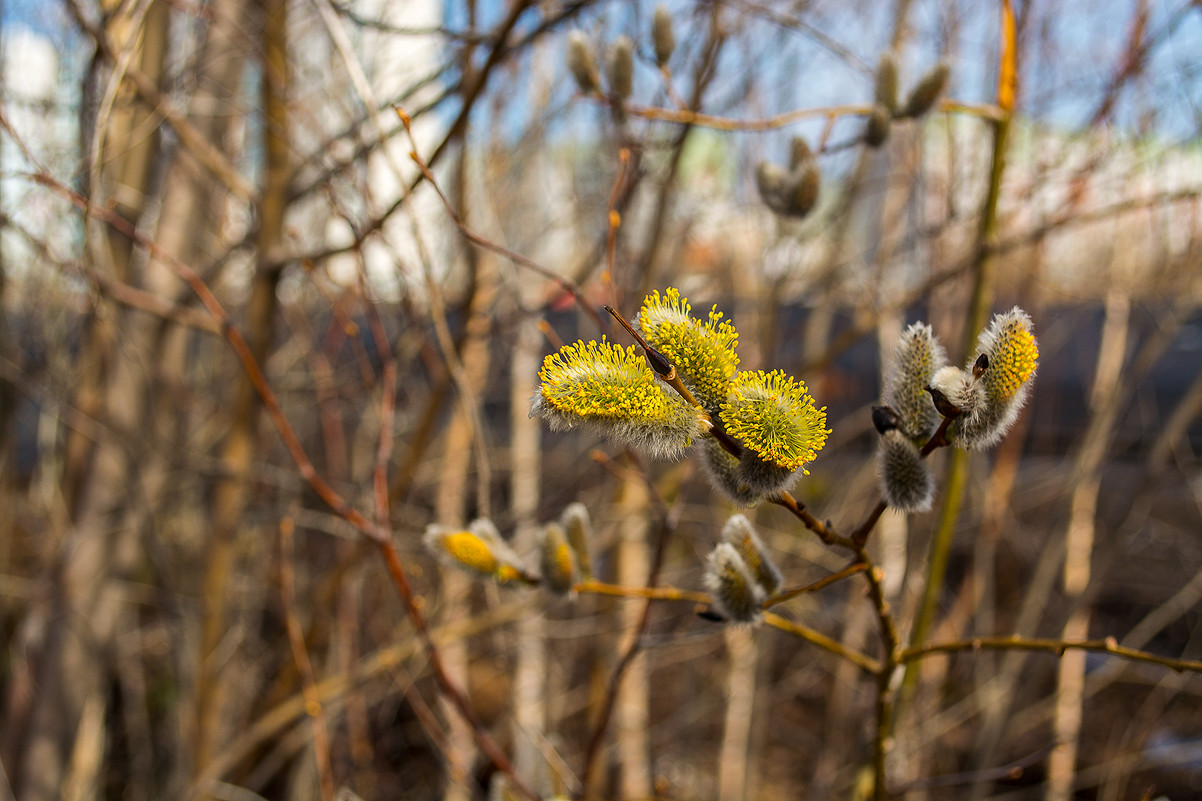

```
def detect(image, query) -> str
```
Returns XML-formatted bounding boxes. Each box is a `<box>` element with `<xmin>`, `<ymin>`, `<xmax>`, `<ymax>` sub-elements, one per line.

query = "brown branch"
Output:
<box><xmin>768</xmin><ymin>491</ymin><xmax>853</xmax><ymax>549</ymax></box>
<box><xmin>594</xmin><ymin>97</ymin><xmax>1003</xmax><ymax>132</ymax></box>
<box><xmin>30</xmin><ymin>168</ymin><xmax>538</xmax><ymax>801</ymax></box>
<box><xmin>279</xmin><ymin>518</ymin><xmax>336</xmax><ymax>801</ymax></box>
<box><xmin>605</xmin><ymin>148</ymin><xmax>631</xmax><ymax>289</ymax></box>
<box><xmin>396</xmin><ymin>108</ymin><xmax>608</xmax><ymax>334</ymax></box>
<box><xmin>901</xmin><ymin>635</ymin><xmax>1202</xmax><ymax>674</ymax></box>
<box><xmin>574</xmin><ymin>580</ymin><xmax>712</xmax><ymax>606</ymax></box>
<box><xmin>579</xmin><ymin>454</ymin><xmax>680</xmax><ymax>796</ymax></box>
<box><xmin>764</xmin><ymin>560</ymin><xmax>868</xmax><ymax>608</ymax></box>
<box><xmin>63</xmin><ymin>0</ymin><xmax>256</xmax><ymax>202</ymax></box>
<box><xmin>375</xmin><ymin>542</ymin><xmax>539</xmax><ymax>801</ymax></box>
<box><xmin>762</xmin><ymin>612</ymin><xmax>881</xmax><ymax>674</ymax></box>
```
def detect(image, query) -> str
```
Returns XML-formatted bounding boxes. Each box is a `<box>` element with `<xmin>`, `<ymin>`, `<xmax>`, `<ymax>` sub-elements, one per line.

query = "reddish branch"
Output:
<box><xmin>30</xmin><ymin>169</ymin><xmax>540</xmax><ymax>801</ymax></box>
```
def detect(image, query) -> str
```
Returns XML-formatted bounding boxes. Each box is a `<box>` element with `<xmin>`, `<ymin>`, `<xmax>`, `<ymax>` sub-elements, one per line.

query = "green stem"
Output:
<box><xmin>895</xmin><ymin>113</ymin><xmax>1012</xmax><ymax>724</ymax></box>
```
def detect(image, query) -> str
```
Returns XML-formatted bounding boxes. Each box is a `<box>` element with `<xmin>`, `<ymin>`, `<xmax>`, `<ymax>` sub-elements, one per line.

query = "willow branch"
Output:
<box><xmin>765</xmin><ymin>561</ymin><xmax>868</xmax><ymax>608</ymax></box>
<box><xmin>594</xmin><ymin>97</ymin><xmax>1003</xmax><ymax>132</ymax></box>
<box><xmin>29</xmin><ymin>168</ymin><xmax>538</xmax><ymax>801</ymax></box>
<box><xmin>396</xmin><ymin>108</ymin><xmax>607</xmax><ymax>334</ymax></box>
<box><xmin>901</xmin><ymin>635</ymin><xmax>1202</xmax><ymax>674</ymax></box>
<box><xmin>763</xmin><ymin>612</ymin><xmax>880</xmax><ymax>674</ymax></box>
<box><xmin>574</xmin><ymin>580</ymin><xmax>712</xmax><ymax>606</ymax></box>
<box><xmin>279</xmin><ymin>518</ymin><xmax>336</xmax><ymax>801</ymax></box>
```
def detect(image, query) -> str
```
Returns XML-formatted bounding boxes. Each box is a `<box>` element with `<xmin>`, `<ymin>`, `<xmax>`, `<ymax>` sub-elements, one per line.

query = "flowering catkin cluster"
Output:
<box><xmin>566</xmin><ymin>7</ymin><xmax>676</xmax><ymax>102</ymax></box>
<box><xmin>531</xmin><ymin>337</ymin><xmax>704</xmax><ymax>460</ymax></box>
<box><xmin>423</xmin><ymin>519</ymin><xmax>534</xmax><ymax>586</ymax></box>
<box><xmin>756</xmin><ymin>136</ymin><xmax>821</xmax><ymax>218</ymax></box>
<box><xmin>423</xmin><ymin>505</ymin><xmax>594</xmax><ymax>596</ymax></box>
<box><xmin>875</xmin><ymin>309</ymin><xmax>1038</xmax><ymax>511</ymax></box>
<box><xmin>936</xmin><ymin>308</ymin><xmax>1039</xmax><ymax>450</ymax></box>
<box><xmin>703</xmin><ymin>515</ymin><xmax>783</xmax><ymax>624</ymax></box>
<box><xmin>531</xmin><ymin>288</ymin><xmax>830</xmax><ymax>505</ymax></box>
<box><xmin>865</xmin><ymin>56</ymin><xmax>951</xmax><ymax>148</ymax></box>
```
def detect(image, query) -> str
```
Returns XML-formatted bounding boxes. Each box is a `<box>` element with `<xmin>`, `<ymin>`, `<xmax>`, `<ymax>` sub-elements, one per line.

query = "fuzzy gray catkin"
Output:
<box><xmin>561</xmin><ymin>502</ymin><xmax>593</xmax><ymax>580</ymax></box>
<box><xmin>865</xmin><ymin>103</ymin><xmax>892</xmax><ymax>148</ymax></box>
<box><xmin>607</xmin><ymin>35</ymin><xmax>634</xmax><ymax>100</ymax></box>
<box><xmin>877</xmin><ymin>430</ymin><xmax>934</xmax><ymax>512</ymax></box>
<box><xmin>700</xmin><ymin>438</ymin><xmax>764</xmax><ymax>506</ymax></box>
<box><xmin>788</xmin><ymin>164</ymin><xmax>821</xmax><ymax>218</ymax></box>
<box><xmin>704</xmin><ymin>543</ymin><xmax>766</xmax><ymax>624</ymax></box>
<box><xmin>900</xmin><ymin>62</ymin><xmax>950</xmax><ymax>118</ymax></box>
<box><xmin>722</xmin><ymin>514</ymin><xmax>783</xmax><ymax>596</ymax></box>
<box><xmin>734</xmin><ymin>451</ymin><xmax>799</xmax><ymax>500</ymax></box>
<box><xmin>755</xmin><ymin>162</ymin><xmax>790</xmax><ymax>214</ymax></box>
<box><xmin>875</xmin><ymin>51</ymin><xmax>899</xmax><ymax>115</ymax></box>
<box><xmin>789</xmin><ymin>136</ymin><xmax>814</xmax><ymax>171</ymax></box>
<box><xmin>884</xmin><ymin>322</ymin><xmax>947</xmax><ymax>441</ymax></box>
<box><xmin>652</xmin><ymin>5</ymin><xmax>675</xmax><ymax>67</ymax></box>
<box><xmin>567</xmin><ymin>31</ymin><xmax>600</xmax><ymax>94</ymax></box>
<box><xmin>756</xmin><ymin>147</ymin><xmax>820</xmax><ymax>218</ymax></box>
<box><xmin>929</xmin><ymin>365</ymin><xmax>985</xmax><ymax>419</ymax></box>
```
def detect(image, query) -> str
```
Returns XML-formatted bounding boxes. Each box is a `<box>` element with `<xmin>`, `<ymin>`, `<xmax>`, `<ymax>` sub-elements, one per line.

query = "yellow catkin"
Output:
<box><xmin>638</xmin><ymin>288</ymin><xmax>739</xmax><ymax>410</ymax></box>
<box><xmin>441</xmin><ymin>531</ymin><xmax>499</xmax><ymax>574</ymax></box>
<box><xmin>721</xmin><ymin>370</ymin><xmax>830</xmax><ymax>472</ymax></box>
<box><xmin>539</xmin><ymin>339</ymin><xmax>671</xmax><ymax>422</ymax></box>
<box><xmin>988</xmin><ymin>325</ymin><xmax>1038</xmax><ymax>402</ymax></box>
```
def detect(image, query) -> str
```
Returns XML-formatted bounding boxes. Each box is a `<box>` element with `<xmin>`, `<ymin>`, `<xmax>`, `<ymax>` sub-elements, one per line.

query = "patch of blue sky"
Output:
<box><xmin>2</xmin><ymin>0</ymin><xmax>79</xmax><ymax>47</ymax></box>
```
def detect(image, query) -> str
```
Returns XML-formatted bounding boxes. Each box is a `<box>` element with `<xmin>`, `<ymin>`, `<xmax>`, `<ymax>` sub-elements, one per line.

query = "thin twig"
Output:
<box><xmin>574</xmin><ymin>580</ymin><xmax>712</xmax><ymax>606</ymax></box>
<box><xmin>594</xmin><ymin>97</ymin><xmax>1003</xmax><ymax>132</ymax></box>
<box><xmin>396</xmin><ymin>108</ymin><xmax>607</xmax><ymax>334</ymax></box>
<box><xmin>901</xmin><ymin>635</ymin><xmax>1202</xmax><ymax>674</ymax></box>
<box><xmin>768</xmin><ymin>491</ymin><xmax>854</xmax><ymax>549</ymax></box>
<box><xmin>605</xmin><ymin>148</ymin><xmax>631</xmax><ymax>290</ymax></box>
<box><xmin>764</xmin><ymin>560</ymin><xmax>867</xmax><ymax>608</ymax></box>
<box><xmin>279</xmin><ymin>518</ymin><xmax>336</xmax><ymax>801</ymax></box>
<box><xmin>27</xmin><ymin>166</ymin><xmax>539</xmax><ymax>801</ymax></box>
<box><xmin>579</xmin><ymin>453</ymin><xmax>681</xmax><ymax>796</ymax></box>
<box><xmin>356</xmin><ymin>265</ymin><xmax>397</xmax><ymax>530</ymax></box>
<box><xmin>762</xmin><ymin>612</ymin><xmax>881</xmax><ymax>674</ymax></box>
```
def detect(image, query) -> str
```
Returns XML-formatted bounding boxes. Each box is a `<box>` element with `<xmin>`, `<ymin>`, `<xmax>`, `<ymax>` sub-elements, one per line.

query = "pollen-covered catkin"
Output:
<box><xmin>532</xmin><ymin>338</ymin><xmax>703</xmax><ymax>460</ymax></box>
<box><xmin>704</xmin><ymin>543</ymin><xmax>766</xmax><ymax>624</ymax></box>
<box><xmin>637</xmin><ymin>288</ymin><xmax>740</xmax><ymax>416</ymax></box>
<box><xmin>952</xmin><ymin>308</ymin><xmax>1038</xmax><ymax>449</ymax></box>
<box><xmin>721</xmin><ymin>370</ymin><xmax>829</xmax><ymax>474</ymax></box>
<box><xmin>719</xmin><ymin>370</ymin><xmax>830</xmax><ymax>498</ymax></box>
<box><xmin>424</xmin><ymin>519</ymin><xmax>529</xmax><ymax>584</ymax></box>
<box><xmin>877</xmin><ymin>430</ymin><xmax>935</xmax><ymax>512</ymax></box>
